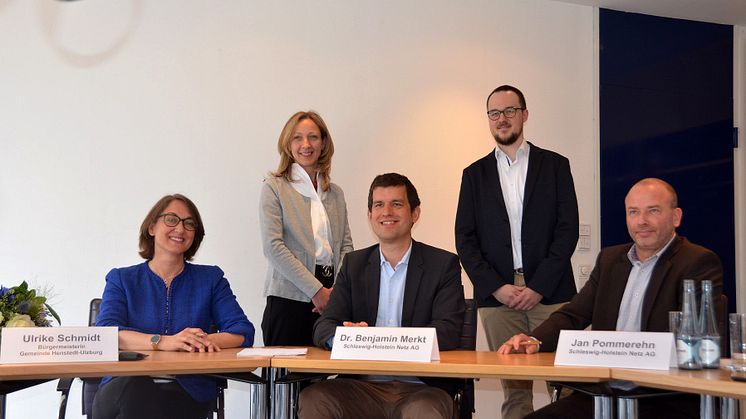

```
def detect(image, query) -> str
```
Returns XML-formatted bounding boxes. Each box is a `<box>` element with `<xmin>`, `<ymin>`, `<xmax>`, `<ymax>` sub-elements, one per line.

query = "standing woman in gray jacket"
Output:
<box><xmin>259</xmin><ymin>111</ymin><xmax>354</xmax><ymax>346</ymax></box>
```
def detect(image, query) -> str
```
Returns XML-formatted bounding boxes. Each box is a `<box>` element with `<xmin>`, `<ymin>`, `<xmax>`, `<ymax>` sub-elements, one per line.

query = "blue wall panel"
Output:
<box><xmin>599</xmin><ymin>9</ymin><xmax>735</xmax><ymax>310</ymax></box>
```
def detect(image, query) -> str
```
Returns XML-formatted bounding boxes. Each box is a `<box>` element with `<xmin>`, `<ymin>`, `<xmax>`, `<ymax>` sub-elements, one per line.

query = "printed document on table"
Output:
<box><xmin>237</xmin><ymin>347</ymin><xmax>308</xmax><ymax>357</ymax></box>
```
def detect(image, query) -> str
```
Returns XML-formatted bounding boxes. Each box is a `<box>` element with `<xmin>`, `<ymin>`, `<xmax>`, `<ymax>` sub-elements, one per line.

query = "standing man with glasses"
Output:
<box><xmin>455</xmin><ymin>85</ymin><xmax>579</xmax><ymax>419</ymax></box>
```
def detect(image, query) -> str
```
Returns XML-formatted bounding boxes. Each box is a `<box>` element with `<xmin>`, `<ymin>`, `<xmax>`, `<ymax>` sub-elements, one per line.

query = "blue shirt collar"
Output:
<box><xmin>379</xmin><ymin>241</ymin><xmax>413</xmax><ymax>271</ymax></box>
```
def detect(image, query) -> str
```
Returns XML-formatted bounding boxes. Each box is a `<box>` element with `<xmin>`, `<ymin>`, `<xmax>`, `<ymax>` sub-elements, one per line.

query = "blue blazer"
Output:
<box><xmin>97</xmin><ymin>262</ymin><xmax>255</xmax><ymax>402</ymax></box>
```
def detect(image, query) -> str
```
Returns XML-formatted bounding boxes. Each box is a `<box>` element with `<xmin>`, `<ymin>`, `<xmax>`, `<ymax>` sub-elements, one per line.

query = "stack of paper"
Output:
<box><xmin>237</xmin><ymin>347</ymin><xmax>308</xmax><ymax>357</ymax></box>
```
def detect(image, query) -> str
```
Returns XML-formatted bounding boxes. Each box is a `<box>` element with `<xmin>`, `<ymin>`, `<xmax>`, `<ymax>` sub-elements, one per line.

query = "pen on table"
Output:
<box><xmin>518</xmin><ymin>339</ymin><xmax>542</xmax><ymax>346</ymax></box>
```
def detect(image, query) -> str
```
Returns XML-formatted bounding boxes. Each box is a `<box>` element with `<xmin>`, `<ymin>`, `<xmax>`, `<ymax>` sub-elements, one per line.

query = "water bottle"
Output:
<box><xmin>698</xmin><ymin>280</ymin><xmax>720</xmax><ymax>368</ymax></box>
<box><xmin>677</xmin><ymin>279</ymin><xmax>702</xmax><ymax>369</ymax></box>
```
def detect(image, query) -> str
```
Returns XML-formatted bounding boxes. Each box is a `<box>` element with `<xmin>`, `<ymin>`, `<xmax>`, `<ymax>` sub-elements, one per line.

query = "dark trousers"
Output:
<box><xmin>262</xmin><ymin>265</ymin><xmax>333</xmax><ymax>346</ymax></box>
<box><xmin>526</xmin><ymin>391</ymin><xmax>699</xmax><ymax>419</ymax></box>
<box><xmin>92</xmin><ymin>376</ymin><xmax>211</xmax><ymax>419</ymax></box>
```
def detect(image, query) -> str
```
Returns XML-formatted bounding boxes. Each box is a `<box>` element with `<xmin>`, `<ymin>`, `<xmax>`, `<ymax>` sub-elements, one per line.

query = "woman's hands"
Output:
<box><xmin>161</xmin><ymin>328</ymin><xmax>222</xmax><ymax>353</ymax></box>
<box><xmin>119</xmin><ymin>329</ymin><xmax>245</xmax><ymax>352</ymax></box>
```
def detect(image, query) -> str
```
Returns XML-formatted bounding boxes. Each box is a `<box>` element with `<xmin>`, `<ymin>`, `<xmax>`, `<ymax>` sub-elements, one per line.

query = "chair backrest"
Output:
<box><xmin>460</xmin><ymin>299</ymin><xmax>478</xmax><ymax>350</ymax></box>
<box><xmin>88</xmin><ymin>298</ymin><xmax>102</xmax><ymax>327</ymax></box>
<box><xmin>82</xmin><ymin>298</ymin><xmax>102</xmax><ymax>417</ymax></box>
<box><xmin>456</xmin><ymin>299</ymin><xmax>478</xmax><ymax>418</ymax></box>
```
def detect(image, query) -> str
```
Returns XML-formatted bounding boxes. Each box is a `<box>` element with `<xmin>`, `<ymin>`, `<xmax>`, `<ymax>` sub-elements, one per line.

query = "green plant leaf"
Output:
<box><xmin>45</xmin><ymin>303</ymin><xmax>61</xmax><ymax>326</ymax></box>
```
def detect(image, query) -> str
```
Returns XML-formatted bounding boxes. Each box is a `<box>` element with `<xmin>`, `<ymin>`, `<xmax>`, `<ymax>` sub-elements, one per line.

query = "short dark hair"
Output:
<box><xmin>486</xmin><ymin>84</ymin><xmax>527</xmax><ymax>109</ymax></box>
<box><xmin>138</xmin><ymin>194</ymin><xmax>205</xmax><ymax>261</ymax></box>
<box><xmin>367</xmin><ymin>173</ymin><xmax>420</xmax><ymax>212</ymax></box>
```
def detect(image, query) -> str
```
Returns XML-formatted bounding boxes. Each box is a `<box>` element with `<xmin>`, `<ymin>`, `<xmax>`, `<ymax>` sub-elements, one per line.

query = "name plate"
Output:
<box><xmin>554</xmin><ymin>330</ymin><xmax>676</xmax><ymax>370</ymax></box>
<box><xmin>0</xmin><ymin>327</ymin><xmax>119</xmax><ymax>364</ymax></box>
<box><xmin>331</xmin><ymin>326</ymin><xmax>440</xmax><ymax>362</ymax></box>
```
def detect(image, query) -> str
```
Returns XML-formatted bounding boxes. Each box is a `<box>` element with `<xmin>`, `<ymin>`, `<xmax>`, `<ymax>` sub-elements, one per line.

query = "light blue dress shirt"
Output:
<box><xmin>375</xmin><ymin>243</ymin><xmax>413</xmax><ymax>327</ymax></box>
<box><xmin>371</xmin><ymin>242</ymin><xmax>420</xmax><ymax>383</ymax></box>
<box><xmin>616</xmin><ymin>234</ymin><xmax>677</xmax><ymax>331</ymax></box>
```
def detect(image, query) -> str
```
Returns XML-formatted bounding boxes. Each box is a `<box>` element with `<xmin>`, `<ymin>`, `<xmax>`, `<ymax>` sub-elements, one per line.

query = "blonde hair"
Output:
<box><xmin>272</xmin><ymin>111</ymin><xmax>335</xmax><ymax>191</ymax></box>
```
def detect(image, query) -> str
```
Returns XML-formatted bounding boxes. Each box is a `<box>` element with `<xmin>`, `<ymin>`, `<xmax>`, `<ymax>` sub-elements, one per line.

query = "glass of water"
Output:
<box><xmin>669</xmin><ymin>311</ymin><xmax>682</xmax><ymax>335</ymax></box>
<box><xmin>729</xmin><ymin>313</ymin><xmax>746</xmax><ymax>380</ymax></box>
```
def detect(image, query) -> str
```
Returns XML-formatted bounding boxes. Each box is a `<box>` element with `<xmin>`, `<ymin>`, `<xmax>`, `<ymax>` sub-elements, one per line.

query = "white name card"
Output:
<box><xmin>331</xmin><ymin>326</ymin><xmax>440</xmax><ymax>362</ymax></box>
<box><xmin>0</xmin><ymin>327</ymin><xmax>119</xmax><ymax>364</ymax></box>
<box><xmin>554</xmin><ymin>330</ymin><xmax>676</xmax><ymax>370</ymax></box>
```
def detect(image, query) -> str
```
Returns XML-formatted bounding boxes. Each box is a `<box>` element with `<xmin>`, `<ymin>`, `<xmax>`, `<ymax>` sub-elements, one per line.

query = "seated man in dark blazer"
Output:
<box><xmin>298</xmin><ymin>173</ymin><xmax>466</xmax><ymax>419</ymax></box>
<box><xmin>498</xmin><ymin>177</ymin><xmax>724</xmax><ymax>419</ymax></box>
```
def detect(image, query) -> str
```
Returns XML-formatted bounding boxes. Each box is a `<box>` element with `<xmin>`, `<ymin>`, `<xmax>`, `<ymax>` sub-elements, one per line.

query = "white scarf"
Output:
<box><xmin>290</xmin><ymin>163</ymin><xmax>334</xmax><ymax>265</ymax></box>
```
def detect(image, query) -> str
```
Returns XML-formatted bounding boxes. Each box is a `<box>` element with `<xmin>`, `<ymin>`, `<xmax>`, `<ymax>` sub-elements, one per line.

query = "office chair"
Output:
<box><xmin>454</xmin><ymin>298</ymin><xmax>478</xmax><ymax>419</ymax></box>
<box><xmin>57</xmin><ymin>298</ymin><xmax>264</xmax><ymax>419</ymax></box>
<box><xmin>56</xmin><ymin>298</ymin><xmax>102</xmax><ymax>419</ymax></box>
<box><xmin>56</xmin><ymin>298</ymin><xmax>108</xmax><ymax>419</ymax></box>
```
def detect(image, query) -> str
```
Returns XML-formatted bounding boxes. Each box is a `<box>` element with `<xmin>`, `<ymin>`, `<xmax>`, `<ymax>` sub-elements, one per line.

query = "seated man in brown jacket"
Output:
<box><xmin>499</xmin><ymin>177</ymin><xmax>723</xmax><ymax>419</ymax></box>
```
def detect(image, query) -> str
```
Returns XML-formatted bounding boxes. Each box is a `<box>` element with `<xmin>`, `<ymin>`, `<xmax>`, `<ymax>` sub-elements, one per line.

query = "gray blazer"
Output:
<box><xmin>259</xmin><ymin>176</ymin><xmax>354</xmax><ymax>302</ymax></box>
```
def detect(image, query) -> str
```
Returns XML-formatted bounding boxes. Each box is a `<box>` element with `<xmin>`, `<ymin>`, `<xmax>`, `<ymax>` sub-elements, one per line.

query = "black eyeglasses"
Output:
<box><xmin>158</xmin><ymin>213</ymin><xmax>197</xmax><ymax>231</ymax></box>
<box><xmin>487</xmin><ymin>107</ymin><xmax>524</xmax><ymax>121</ymax></box>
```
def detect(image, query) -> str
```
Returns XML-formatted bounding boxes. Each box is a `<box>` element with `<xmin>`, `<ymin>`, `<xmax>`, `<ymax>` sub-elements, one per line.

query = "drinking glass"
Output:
<box><xmin>728</xmin><ymin>313</ymin><xmax>746</xmax><ymax>380</ymax></box>
<box><xmin>669</xmin><ymin>311</ymin><xmax>682</xmax><ymax>336</ymax></box>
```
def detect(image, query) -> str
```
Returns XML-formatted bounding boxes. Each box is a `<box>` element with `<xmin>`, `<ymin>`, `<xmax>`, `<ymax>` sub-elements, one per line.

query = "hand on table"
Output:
<box><xmin>497</xmin><ymin>333</ymin><xmax>540</xmax><ymax>355</ymax></box>
<box><xmin>162</xmin><ymin>327</ymin><xmax>221</xmax><ymax>352</ymax></box>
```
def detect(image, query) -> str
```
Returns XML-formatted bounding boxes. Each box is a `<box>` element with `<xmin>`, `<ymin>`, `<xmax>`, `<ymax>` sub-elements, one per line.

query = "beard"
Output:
<box><xmin>493</xmin><ymin>126</ymin><xmax>522</xmax><ymax>146</ymax></box>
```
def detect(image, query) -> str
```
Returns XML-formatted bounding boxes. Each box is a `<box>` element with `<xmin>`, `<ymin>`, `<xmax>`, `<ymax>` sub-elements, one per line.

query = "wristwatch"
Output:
<box><xmin>150</xmin><ymin>334</ymin><xmax>162</xmax><ymax>350</ymax></box>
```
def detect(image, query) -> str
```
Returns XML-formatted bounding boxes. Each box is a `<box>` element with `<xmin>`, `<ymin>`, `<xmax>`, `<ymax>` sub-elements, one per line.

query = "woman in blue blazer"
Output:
<box><xmin>94</xmin><ymin>194</ymin><xmax>255</xmax><ymax>419</ymax></box>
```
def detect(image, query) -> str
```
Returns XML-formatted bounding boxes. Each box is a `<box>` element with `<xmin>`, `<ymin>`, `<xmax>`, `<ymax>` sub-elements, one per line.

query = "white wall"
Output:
<box><xmin>0</xmin><ymin>1</ymin><xmax>597</xmax><ymax>417</ymax></box>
